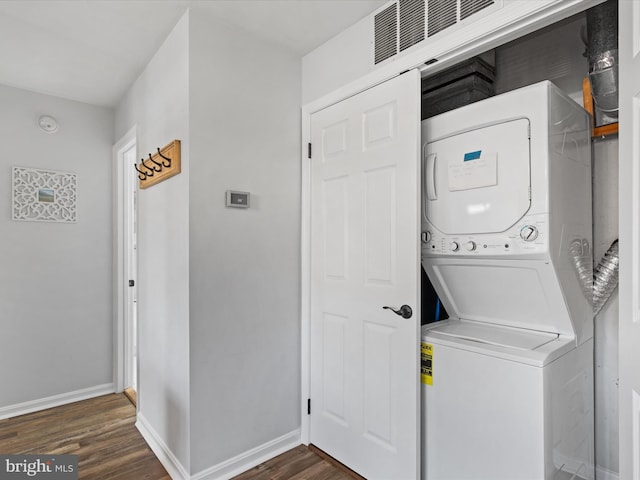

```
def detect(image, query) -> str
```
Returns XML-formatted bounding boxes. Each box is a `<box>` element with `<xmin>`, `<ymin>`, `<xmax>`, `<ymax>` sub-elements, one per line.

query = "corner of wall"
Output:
<box><xmin>114</xmin><ymin>7</ymin><xmax>192</xmax><ymax>474</ymax></box>
<box><xmin>186</xmin><ymin>8</ymin><xmax>302</xmax><ymax>474</ymax></box>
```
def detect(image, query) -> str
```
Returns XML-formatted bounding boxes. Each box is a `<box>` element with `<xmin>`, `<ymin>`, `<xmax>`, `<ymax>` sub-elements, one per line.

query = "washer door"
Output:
<box><xmin>423</xmin><ymin>118</ymin><xmax>531</xmax><ymax>235</ymax></box>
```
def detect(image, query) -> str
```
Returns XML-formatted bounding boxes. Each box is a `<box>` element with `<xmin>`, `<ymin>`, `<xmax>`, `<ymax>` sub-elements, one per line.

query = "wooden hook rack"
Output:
<box><xmin>135</xmin><ymin>139</ymin><xmax>181</xmax><ymax>189</ymax></box>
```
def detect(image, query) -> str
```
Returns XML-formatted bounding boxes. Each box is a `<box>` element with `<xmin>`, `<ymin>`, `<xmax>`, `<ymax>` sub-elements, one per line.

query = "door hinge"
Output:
<box><xmin>307</xmin><ymin>398</ymin><xmax>311</xmax><ymax>415</ymax></box>
<box><xmin>308</xmin><ymin>143</ymin><xmax>312</xmax><ymax>159</ymax></box>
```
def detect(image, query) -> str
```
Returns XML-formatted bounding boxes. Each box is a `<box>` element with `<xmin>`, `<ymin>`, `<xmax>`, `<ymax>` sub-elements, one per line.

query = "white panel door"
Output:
<box><xmin>619</xmin><ymin>1</ymin><xmax>640</xmax><ymax>479</ymax></box>
<box><xmin>309</xmin><ymin>70</ymin><xmax>420</xmax><ymax>480</ymax></box>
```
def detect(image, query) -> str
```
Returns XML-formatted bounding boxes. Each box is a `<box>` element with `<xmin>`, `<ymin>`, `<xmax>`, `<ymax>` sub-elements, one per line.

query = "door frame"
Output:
<box><xmin>300</xmin><ymin>0</ymin><xmax>602</xmax><ymax>446</ymax></box>
<box><xmin>113</xmin><ymin>126</ymin><xmax>138</xmax><ymax>393</ymax></box>
<box><xmin>617</xmin><ymin>1</ymin><xmax>640</xmax><ymax>478</ymax></box>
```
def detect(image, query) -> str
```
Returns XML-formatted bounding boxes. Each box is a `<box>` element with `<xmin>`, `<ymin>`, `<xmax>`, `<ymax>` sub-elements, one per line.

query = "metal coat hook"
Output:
<box><xmin>133</xmin><ymin>163</ymin><xmax>148</xmax><ymax>181</ymax></box>
<box><xmin>148</xmin><ymin>153</ymin><xmax>163</xmax><ymax>172</ymax></box>
<box><xmin>140</xmin><ymin>159</ymin><xmax>155</xmax><ymax>177</ymax></box>
<box><xmin>157</xmin><ymin>147</ymin><xmax>172</xmax><ymax>168</ymax></box>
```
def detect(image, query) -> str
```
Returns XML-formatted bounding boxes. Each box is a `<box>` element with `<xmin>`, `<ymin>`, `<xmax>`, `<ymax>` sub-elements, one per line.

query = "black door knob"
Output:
<box><xmin>382</xmin><ymin>304</ymin><xmax>413</xmax><ymax>319</ymax></box>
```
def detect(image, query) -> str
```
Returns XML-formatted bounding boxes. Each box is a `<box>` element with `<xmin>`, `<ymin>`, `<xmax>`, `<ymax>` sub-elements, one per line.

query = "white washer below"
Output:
<box><xmin>421</xmin><ymin>321</ymin><xmax>594</xmax><ymax>480</ymax></box>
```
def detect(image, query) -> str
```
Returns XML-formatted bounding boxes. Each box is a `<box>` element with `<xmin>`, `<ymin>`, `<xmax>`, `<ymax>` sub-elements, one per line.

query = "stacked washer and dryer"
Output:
<box><xmin>421</xmin><ymin>81</ymin><xmax>594</xmax><ymax>480</ymax></box>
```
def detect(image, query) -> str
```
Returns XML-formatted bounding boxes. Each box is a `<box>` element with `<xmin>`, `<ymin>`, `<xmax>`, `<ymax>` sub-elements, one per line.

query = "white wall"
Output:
<box><xmin>187</xmin><ymin>8</ymin><xmax>301</xmax><ymax>474</ymax></box>
<box><xmin>114</xmin><ymin>11</ymin><xmax>191</xmax><ymax>473</ymax></box>
<box><xmin>115</xmin><ymin>8</ymin><xmax>301</xmax><ymax>476</ymax></box>
<box><xmin>0</xmin><ymin>84</ymin><xmax>114</xmax><ymax>411</ymax></box>
<box><xmin>592</xmin><ymin>136</ymin><xmax>619</xmax><ymax>478</ymax></box>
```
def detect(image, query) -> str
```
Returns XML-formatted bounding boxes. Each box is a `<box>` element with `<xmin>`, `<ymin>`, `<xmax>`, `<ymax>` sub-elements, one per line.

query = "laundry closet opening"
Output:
<box><xmin>419</xmin><ymin>5</ymin><xmax>618</xmax><ymax>479</ymax></box>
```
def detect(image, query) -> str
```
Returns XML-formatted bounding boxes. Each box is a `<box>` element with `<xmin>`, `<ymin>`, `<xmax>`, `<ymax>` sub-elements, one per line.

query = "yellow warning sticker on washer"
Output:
<box><xmin>421</xmin><ymin>342</ymin><xmax>433</xmax><ymax>386</ymax></box>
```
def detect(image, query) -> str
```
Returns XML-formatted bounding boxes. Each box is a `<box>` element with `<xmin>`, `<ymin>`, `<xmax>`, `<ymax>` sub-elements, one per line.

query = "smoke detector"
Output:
<box><xmin>38</xmin><ymin>115</ymin><xmax>58</xmax><ymax>133</ymax></box>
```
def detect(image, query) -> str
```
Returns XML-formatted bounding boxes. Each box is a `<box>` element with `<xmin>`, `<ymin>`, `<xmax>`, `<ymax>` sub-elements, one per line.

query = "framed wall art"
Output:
<box><xmin>12</xmin><ymin>166</ymin><xmax>77</xmax><ymax>223</ymax></box>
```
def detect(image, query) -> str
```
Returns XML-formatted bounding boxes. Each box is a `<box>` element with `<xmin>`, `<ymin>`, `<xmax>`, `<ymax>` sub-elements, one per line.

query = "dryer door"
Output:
<box><xmin>424</xmin><ymin>118</ymin><xmax>531</xmax><ymax>235</ymax></box>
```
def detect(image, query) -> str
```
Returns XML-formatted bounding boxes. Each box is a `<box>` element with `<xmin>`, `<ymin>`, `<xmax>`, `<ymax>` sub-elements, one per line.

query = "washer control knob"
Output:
<box><xmin>465</xmin><ymin>241</ymin><xmax>476</xmax><ymax>251</ymax></box>
<box><xmin>421</xmin><ymin>231</ymin><xmax>432</xmax><ymax>244</ymax></box>
<box><xmin>450</xmin><ymin>241</ymin><xmax>460</xmax><ymax>252</ymax></box>
<box><xmin>520</xmin><ymin>225</ymin><xmax>539</xmax><ymax>242</ymax></box>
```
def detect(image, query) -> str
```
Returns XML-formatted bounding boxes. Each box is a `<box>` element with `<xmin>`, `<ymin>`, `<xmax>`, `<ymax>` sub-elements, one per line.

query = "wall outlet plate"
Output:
<box><xmin>226</xmin><ymin>190</ymin><xmax>250</xmax><ymax>208</ymax></box>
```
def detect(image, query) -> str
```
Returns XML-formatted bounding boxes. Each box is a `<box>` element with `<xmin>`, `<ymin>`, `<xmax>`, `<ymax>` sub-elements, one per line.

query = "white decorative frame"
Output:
<box><xmin>12</xmin><ymin>166</ymin><xmax>77</xmax><ymax>223</ymax></box>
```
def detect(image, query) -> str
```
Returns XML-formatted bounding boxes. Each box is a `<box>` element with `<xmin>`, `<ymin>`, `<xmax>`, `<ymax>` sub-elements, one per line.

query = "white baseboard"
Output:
<box><xmin>596</xmin><ymin>465</ymin><xmax>619</xmax><ymax>480</ymax></box>
<box><xmin>136</xmin><ymin>413</ymin><xmax>190</xmax><ymax>480</ymax></box>
<box><xmin>0</xmin><ymin>383</ymin><xmax>115</xmax><ymax>420</ymax></box>
<box><xmin>136</xmin><ymin>412</ymin><xmax>300</xmax><ymax>480</ymax></box>
<box><xmin>191</xmin><ymin>429</ymin><xmax>301</xmax><ymax>480</ymax></box>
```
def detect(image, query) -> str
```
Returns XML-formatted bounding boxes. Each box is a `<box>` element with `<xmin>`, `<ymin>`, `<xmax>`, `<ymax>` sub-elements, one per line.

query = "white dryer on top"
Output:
<box><xmin>421</xmin><ymin>80</ymin><xmax>593</xmax><ymax>345</ymax></box>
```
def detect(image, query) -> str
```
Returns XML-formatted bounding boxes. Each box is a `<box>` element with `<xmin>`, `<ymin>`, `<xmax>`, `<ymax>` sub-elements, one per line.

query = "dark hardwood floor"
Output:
<box><xmin>0</xmin><ymin>393</ymin><xmax>170</xmax><ymax>479</ymax></box>
<box><xmin>233</xmin><ymin>445</ymin><xmax>361</xmax><ymax>480</ymax></box>
<box><xmin>0</xmin><ymin>393</ymin><xmax>358</xmax><ymax>479</ymax></box>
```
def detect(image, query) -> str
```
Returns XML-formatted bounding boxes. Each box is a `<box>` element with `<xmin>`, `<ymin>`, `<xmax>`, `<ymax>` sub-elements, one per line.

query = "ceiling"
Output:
<box><xmin>0</xmin><ymin>0</ymin><xmax>387</xmax><ymax>108</ymax></box>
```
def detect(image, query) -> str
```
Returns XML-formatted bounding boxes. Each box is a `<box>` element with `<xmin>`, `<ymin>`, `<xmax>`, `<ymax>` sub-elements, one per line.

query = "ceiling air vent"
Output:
<box><xmin>400</xmin><ymin>0</ymin><xmax>425</xmax><ymax>52</ymax></box>
<box><xmin>375</xmin><ymin>3</ymin><xmax>398</xmax><ymax>64</ymax></box>
<box><xmin>427</xmin><ymin>0</ymin><xmax>457</xmax><ymax>37</ymax></box>
<box><xmin>373</xmin><ymin>0</ymin><xmax>497</xmax><ymax>64</ymax></box>
<box><xmin>460</xmin><ymin>0</ymin><xmax>494</xmax><ymax>20</ymax></box>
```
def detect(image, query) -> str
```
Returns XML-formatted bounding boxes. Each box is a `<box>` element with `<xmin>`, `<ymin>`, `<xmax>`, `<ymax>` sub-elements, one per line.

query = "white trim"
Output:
<box><xmin>190</xmin><ymin>429</ymin><xmax>301</xmax><ymax>480</ymax></box>
<box><xmin>619</xmin><ymin>1</ymin><xmax>640</xmax><ymax>476</ymax></box>
<box><xmin>136</xmin><ymin>413</ymin><xmax>300</xmax><ymax>480</ymax></box>
<box><xmin>136</xmin><ymin>413</ymin><xmax>190</xmax><ymax>480</ymax></box>
<box><xmin>300</xmin><ymin>108</ymin><xmax>312</xmax><ymax>445</ymax></box>
<box><xmin>299</xmin><ymin>0</ymin><xmax>599</xmax><ymax>457</ymax></box>
<box><xmin>632</xmin><ymin>95</ymin><xmax>640</xmax><ymax>327</ymax></box>
<box><xmin>635</xmin><ymin>389</ymin><xmax>640</xmax><ymax>480</ymax></box>
<box><xmin>0</xmin><ymin>384</ymin><xmax>114</xmax><ymax>421</ymax></box>
<box><xmin>113</xmin><ymin>126</ymin><xmax>137</xmax><ymax>393</ymax></box>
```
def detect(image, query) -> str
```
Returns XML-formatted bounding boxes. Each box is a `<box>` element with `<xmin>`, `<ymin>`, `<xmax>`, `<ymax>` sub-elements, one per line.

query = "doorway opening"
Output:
<box><xmin>123</xmin><ymin>142</ymin><xmax>138</xmax><ymax>406</ymax></box>
<box><xmin>114</xmin><ymin>127</ymin><xmax>138</xmax><ymax>407</ymax></box>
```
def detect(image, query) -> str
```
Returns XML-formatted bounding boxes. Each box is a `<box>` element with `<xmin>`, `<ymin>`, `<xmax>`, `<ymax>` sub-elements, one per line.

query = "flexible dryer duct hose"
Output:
<box><xmin>586</xmin><ymin>0</ymin><xmax>619</xmax><ymax>114</ymax></box>
<box><xmin>593</xmin><ymin>239</ymin><xmax>619</xmax><ymax>315</ymax></box>
<box><xmin>569</xmin><ymin>239</ymin><xmax>593</xmax><ymax>304</ymax></box>
<box><xmin>570</xmin><ymin>238</ymin><xmax>619</xmax><ymax>316</ymax></box>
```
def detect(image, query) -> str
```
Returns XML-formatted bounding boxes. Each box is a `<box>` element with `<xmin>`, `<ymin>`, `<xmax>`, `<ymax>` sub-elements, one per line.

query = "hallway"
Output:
<box><xmin>0</xmin><ymin>394</ymin><xmax>356</xmax><ymax>479</ymax></box>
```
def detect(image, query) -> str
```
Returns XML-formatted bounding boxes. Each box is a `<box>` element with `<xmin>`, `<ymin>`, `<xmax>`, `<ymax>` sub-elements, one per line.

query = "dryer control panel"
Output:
<box><xmin>421</xmin><ymin>214</ymin><xmax>548</xmax><ymax>258</ymax></box>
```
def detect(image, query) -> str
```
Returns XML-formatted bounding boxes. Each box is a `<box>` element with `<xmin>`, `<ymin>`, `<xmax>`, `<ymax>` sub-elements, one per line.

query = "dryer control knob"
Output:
<box><xmin>421</xmin><ymin>231</ymin><xmax>432</xmax><ymax>244</ymax></box>
<box><xmin>520</xmin><ymin>225</ymin><xmax>539</xmax><ymax>242</ymax></box>
<box><xmin>450</xmin><ymin>241</ymin><xmax>460</xmax><ymax>252</ymax></box>
<box><xmin>465</xmin><ymin>241</ymin><xmax>476</xmax><ymax>251</ymax></box>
